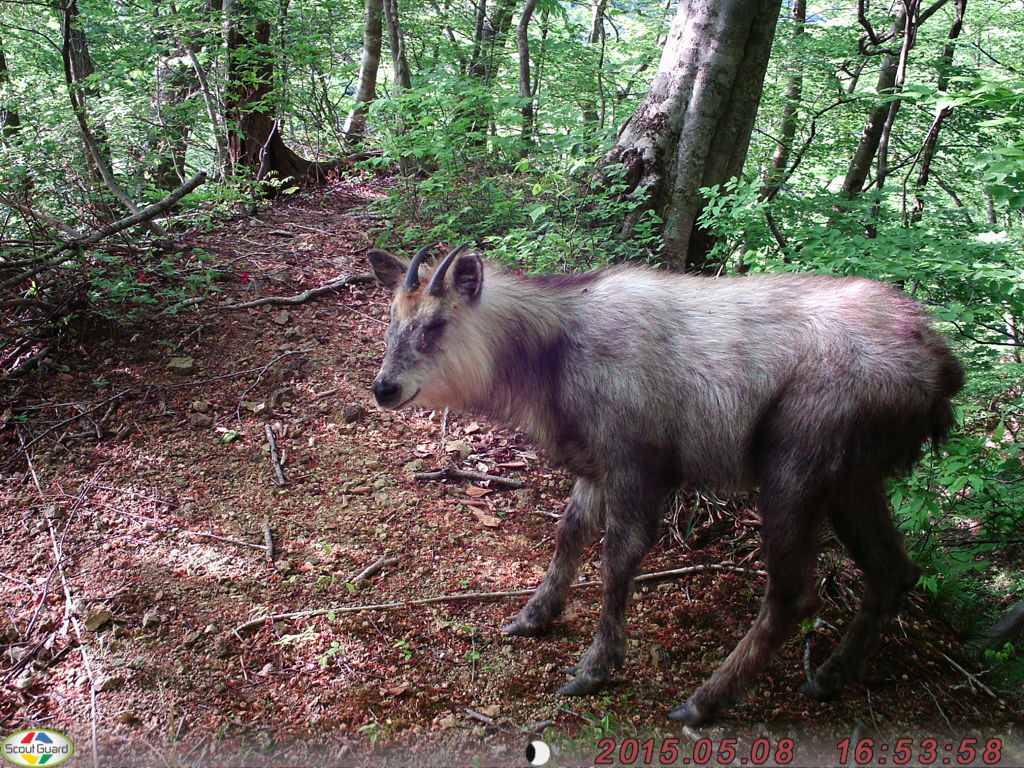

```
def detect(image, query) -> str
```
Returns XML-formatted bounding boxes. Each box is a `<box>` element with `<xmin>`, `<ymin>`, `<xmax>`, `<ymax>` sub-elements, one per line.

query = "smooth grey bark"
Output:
<box><xmin>383</xmin><ymin>0</ymin><xmax>412</xmax><ymax>90</ymax></box>
<box><xmin>582</xmin><ymin>0</ymin><xmax>607</xmax><ymax>127</ymax></box>
<box><xmin>516</xmin><ymin>0</ymin><xmax>539</xmax><ymax>144</ymax></box>
<box><xmin>343</xmin><ymin>0</ymin><xmax>383</xmax><ymax>141</ymax></box>
<box><xmin>759</xmin><ymin>0</ymin><xmax>805</xmax><ymax>201</ymax></box>
<box><xmin>603</xmin><ymin>0</ymin><xmax>783</xmax><ymax>271</ymax></box>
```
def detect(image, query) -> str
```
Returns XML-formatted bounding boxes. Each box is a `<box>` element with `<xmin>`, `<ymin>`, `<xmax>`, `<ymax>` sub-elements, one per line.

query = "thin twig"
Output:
<box><xmin>349</xmin><ymin>556</ymin><xmax>399</xmax><ymax>587</ymax></box>
<box><xmin>234</xmin><ymin>563</ymin><xmax>763</xmax><ymax>634</ymax></box>
<box><xmin>265</xmin><ymin>424</ymin><xmax>287</xmax><ymax>486</ymax></box>
<box><xmin>940</xmin><ymin>651</ymin><xmax>997</xmax><ymax>698</ymax></box>
<box><xmin>414</xmin><ymin>467</ymin><xmax>526</xmax><ymax>489</ymax></box>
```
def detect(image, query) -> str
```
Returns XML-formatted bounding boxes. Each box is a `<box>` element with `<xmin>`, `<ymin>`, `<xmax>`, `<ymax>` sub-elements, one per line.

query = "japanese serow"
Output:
<box><xmin>366</xmin><ymin>244</ymin><xmax>963</xmax><ymax>724</ymax></box>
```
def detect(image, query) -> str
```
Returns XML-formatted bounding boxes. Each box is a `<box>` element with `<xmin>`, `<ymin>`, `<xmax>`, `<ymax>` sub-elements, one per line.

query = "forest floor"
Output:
<box><xmin>1</xmin><ymin>179</ymin><xmax>1022</xmax><ymax>767</ymax></box>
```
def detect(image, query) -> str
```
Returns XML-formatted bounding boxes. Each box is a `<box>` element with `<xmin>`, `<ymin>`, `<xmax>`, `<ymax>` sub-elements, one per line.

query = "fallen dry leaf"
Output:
<box><xmin>469</xmin><ymin>508</ymin><xmax>502</xmax><ymax>528</ymax></box>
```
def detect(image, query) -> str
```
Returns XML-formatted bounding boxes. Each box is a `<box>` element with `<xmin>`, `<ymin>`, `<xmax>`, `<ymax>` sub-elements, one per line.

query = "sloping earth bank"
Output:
<box><xmin>1</xmin><ymin>180</ymin><xmax>1021</xmax><ymax>766</ymax></box>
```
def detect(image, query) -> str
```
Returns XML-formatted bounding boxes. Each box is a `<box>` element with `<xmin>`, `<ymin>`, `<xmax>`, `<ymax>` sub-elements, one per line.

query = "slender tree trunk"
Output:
<box><xmin>582</xmin><ymin>0</ymin><xmax>607</xmax><ymax>128</ymax></box>
<box><xmin>516</xmin><ymin>0</ymin><xmax>539</xmax><ymax>146</ymax></box>
<box><xmin>0</xmin><ymin>31</ymin><xmax>21</xmax><ymax>141</ymax></box>
<box><xmin>62</xmin><ymin>0</ymin><xmax>111</xmax><ymax>181</ymax></box>
<box><xmin>344</xmin><ymin>0</ymin><xmax>383</xmax><ymax>142</ymax></box>
<box><xmin>463</xmin><ymin>0</ymin><xmax>516</xmax><ymax>141</ymax></box>
<box><xmin>150</xmin><ymin>52</ymin><xmax>196</xmax><ymax>190</ymax></box>
<box><xmin>383</xmin><ymin>0</ymin><xmax>412</xmax><ymax>90</ymax></box>
<box><xmin>61</xmin><ymin>0</ymin><xmax>166</xmax><ymax>237</ymax></box>
<box><xmin>841</xmin><ymin>9</ymin><xmax>914</xmax><ymax>198</ymax></box>
<box><xmin>912</xmin><ymin>0</ymin><xmax>967</xmax><ymax>219</ymax></box>
<box><xmin>759</xmin><ymin>0</ymin><xmax>805</xmax><ymax>201</ymax></box>
<box><xmin>602</xmin><ymin>0</ymin><xmax>783</xmax><ymax>271</ymax></box>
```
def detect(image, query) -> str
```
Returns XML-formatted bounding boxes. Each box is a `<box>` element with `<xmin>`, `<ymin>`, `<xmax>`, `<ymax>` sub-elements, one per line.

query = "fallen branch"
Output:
<box><xmin>153</xmin><ymin>296</ymin><xmax>207</xmax><ymax>318</ymax></box>
<box><xmin>349</xmin><ymin>556</ymin><xmax>399</xmax><ymax>587</ymax></box>
<box><xmin>265</xmin><ymin>424</ymin><xmax>287</xmax><ymax>486</ymax></box>
<box><xmin>262</xmin><ymin>517</ymin><xmax>275</xmax><ymax>562</ymax></box>
<box><xmin>218</xmin><ymin>274</ymin><xmax>374</xmax><ymax>310</ymax></box>
<box><xmin>0</xmin><ymin>172</ymin><xmax>207</xmax><ymax>294</ymax></box>
<box><xmin>234</xmin><ymin>562</ymin><xmax>762</xmax><ymax>634</ymax></box>
<box><xmin>414</xmin><ymin>467</ymin><xmax>526</xmax><ymax>489</ymax></box>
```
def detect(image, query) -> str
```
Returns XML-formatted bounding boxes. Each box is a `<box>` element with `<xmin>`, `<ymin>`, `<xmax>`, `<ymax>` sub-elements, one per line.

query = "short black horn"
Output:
<box><xmin>404</xmin><ymin>243</ymin><xmax>436</xmax><ymax>292</ymax></box>
<box><xmin>426</xmin><ymin>243</ymin><xmax>471</xmax><ymax>296</ymax></box>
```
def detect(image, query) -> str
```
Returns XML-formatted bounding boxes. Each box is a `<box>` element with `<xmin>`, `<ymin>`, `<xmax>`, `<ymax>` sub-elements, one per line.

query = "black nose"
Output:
<box><xmin>372</xmin><ymin>377</ymin><xmax>401</xmax><ymax>406</ymax></box>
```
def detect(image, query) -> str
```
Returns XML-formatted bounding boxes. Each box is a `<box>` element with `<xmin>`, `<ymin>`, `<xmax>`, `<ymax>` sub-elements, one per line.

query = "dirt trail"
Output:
<box><xmin>1</xmin><ymin>181</ymin><xmax>1021</xmax><ymax>766</ymax></box>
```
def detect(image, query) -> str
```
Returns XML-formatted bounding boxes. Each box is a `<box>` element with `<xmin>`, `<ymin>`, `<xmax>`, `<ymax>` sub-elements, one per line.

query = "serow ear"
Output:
<box><xmin>367</xmin><ymin>249</ymin><xmax>407</xmax><ymax>289</ymax></box>
<box><xmin>452</xmin><ymin>252</ymin><xmax>483</xmax><ymax>302</ymax></box>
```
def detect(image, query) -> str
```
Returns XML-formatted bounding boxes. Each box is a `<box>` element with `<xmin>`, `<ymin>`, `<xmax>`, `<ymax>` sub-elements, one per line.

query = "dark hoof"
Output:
<box><xmin>556</xmin><ymin>672</ymin><xmax>607</xmax><ymax>696</ymax></box>
<box><xmin>668</xmin><ymin>699</ymin><xmax>714</xmax><ymax>725</ymax></box>
<box><xmin>501</xmin><ymin>618</ymin><xmax>548</xmax><ymax>637</ymax></box>
<box><xmin>798</xmin><ymin>676</ymin><xmax>839</xmax><ymax>701</ymax></box>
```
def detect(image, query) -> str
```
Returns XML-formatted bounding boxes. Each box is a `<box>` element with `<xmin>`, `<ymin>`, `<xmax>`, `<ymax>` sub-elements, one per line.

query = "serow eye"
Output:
<box><xmin>419</xmin><ymin>321</ymin><xmax>445</xmax><ymax>349</ymax></box>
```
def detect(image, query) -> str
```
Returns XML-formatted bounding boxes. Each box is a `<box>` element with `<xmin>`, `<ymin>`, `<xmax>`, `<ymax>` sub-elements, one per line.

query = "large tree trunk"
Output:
<box><xmin>343</xmin><ymin>0</ymin><xmax>383</xmax><ymax>142</ymax></box>
<box><xmin>226</xmin><ymin>0</ymin><xmax>325</xmax><ymax>182</ymax></box>
<box><xmin>603</xmin><ymin>0</ymin><xmax>783</xmax><ymax>271</ymax></box>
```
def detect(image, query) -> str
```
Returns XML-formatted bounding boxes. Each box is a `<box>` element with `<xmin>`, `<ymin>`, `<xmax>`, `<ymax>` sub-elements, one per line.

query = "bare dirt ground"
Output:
<box><xmin>1</xmin><ymin>180</ymin><xmax>1022</xmax><ymax>767</ymax></box>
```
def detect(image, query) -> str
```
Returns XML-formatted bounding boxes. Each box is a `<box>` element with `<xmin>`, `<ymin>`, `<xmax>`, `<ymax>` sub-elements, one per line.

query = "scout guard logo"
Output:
<box><xmin>1</xmin><ymin>731</ymin><xmax>74</xmax><ymax>766</ymax></box>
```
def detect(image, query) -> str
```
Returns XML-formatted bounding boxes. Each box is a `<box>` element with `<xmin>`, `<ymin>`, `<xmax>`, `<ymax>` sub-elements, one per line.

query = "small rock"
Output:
<box><xmin>275</xmin><ymin>559</ymin><xmax>293</xmax><ymax>574</ymax></box>
<box><xmin>167</xmin><ymin>357</ymin><xmax>194</xmax><ymax>374</ymax></box>
<box><xmin>204</xmin><ymin>623</ymin><xmax>219</xmax><ymax>635</ymax></box>
<box><xmin>93</xmin><ymin>674</ymin><xmax>124</xmax><ymax>692</ymax></box>
<box><xmin>84</xmin><ymin>608</ymin><xmax>113</xmax><ymax>631</ymax></box>
<box><xmin>403</xmin><ymin>459</ymin><xmax>424</xmax><ymax>475</ymax></box>
<box><xmin>649</xmin><ymin>642</ymin><xmax>671</xmax><ymax>670</ymax></box>
<box><xmin>189</xmin><ymin>413</ymin><xmax>213</xmax><ymax>428</ymax></box>
<box><xmin>438</xmin><ymin>714</ymin><xmax>459</xmax><ymax>729</ymax></box>
<box><xmin>258</xmin><ymin>662</ymin><xmax>276</xmax><ymax>676</ymax></box>
<box><xmin>13</xmin><ymin>674</ymin><xmax>37</xmax><ymax>691</ymax></box>
<box><xmin>444</xmin><ymin>440</ymin><xmax>473</xmax><ymax>461</ymax></box>
<box><xmin>213</xmin><ymin>635</ymin><xmax>234</xmax><ymax>658</ymax></box>
<box><xmin>513</xmin><ymin>488</ymin><xmax>537</xmax><ymax>507</ymax></box>
<box><xmin>115</xmin><ymin>711</ymin><xmax>139</xmax><ymax>725</ymax></box>
<box><xmin>141</xmin><ymin>612</ymin><xmax>162</xmax><ymax>629</ymax></box>
<box><xmin>192</xmin><ymin>400</ymin><xmax>210</xmax><ymax>413</ymax></box>
<box><xmin>182</xmin><ymin>630</ymin><xmax>202</xmax><ymax>646</ymax></box>
<box><xmin>342</xmin><ymin>405</ymin><xmax>366</xmax><ymax>424</ymax></box>
<box><xmin>471</xmin><ymin>725</ymin><xmax>486</xmax><ymax>738</ymax></box>
<box><xmin>43</xmin><ymin>505</ymin><xmax>66</xmax><ymax>521</ymax></box>
<box><xmin>273</xmin><ymin>310</ymin><xmax>291</xmax><ymax>326</ymax></box>
<box><xmin>242</xmin><ymin>400</ymin><xmax>266</xmax><ymax>414</ymax></box>
<box><xmin>477</xmin><ymin>704</ymin><xmax>500</xmax><ymax>718</ymax></box>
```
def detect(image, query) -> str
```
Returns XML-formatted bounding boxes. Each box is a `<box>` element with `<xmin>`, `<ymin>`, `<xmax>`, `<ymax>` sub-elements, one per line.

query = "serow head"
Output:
<box><xmin>366</xmin><ymin>243</ymin><xmax>484</xmax><ymax>410</ymax></box>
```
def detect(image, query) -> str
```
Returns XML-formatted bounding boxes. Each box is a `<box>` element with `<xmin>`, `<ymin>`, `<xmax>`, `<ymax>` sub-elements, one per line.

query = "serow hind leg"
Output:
<box><xmin>669</xmin><ymin>487</ymin><xmax>823</xmax><ymax>725</ymax></box>
<box><xmin>800</xmin><ymin>481</ymin><xmax>920</xmax><ymax>700</ymax></box>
